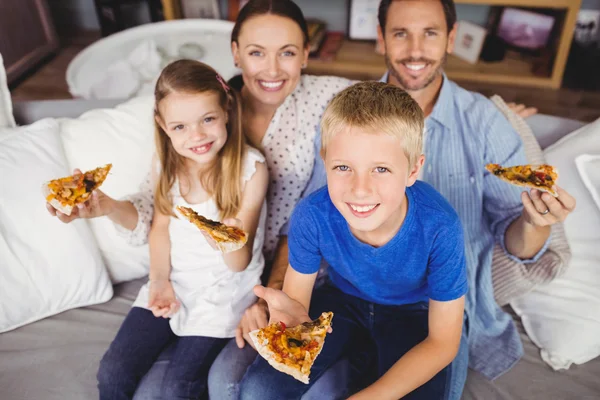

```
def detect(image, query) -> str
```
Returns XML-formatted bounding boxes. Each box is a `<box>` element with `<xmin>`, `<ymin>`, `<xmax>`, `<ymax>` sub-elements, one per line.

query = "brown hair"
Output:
<box><xmin>321</xmin><ymin>81</ymin><xmax>424</xmax><ymax>168</ymax></box>
<box><xmin>154</xmin><ymin>59</ymin><xmax>246</xmax><ymax>220</ymax></box>
<box><xmin>378</xmin><ymin>0</ymin><xmax>457</xmax><ymax>34</ymax></box>
<box><xmin>231</xmin><ymin>0</ymin><xmax>309</xmax><ymax>47</ymax></box>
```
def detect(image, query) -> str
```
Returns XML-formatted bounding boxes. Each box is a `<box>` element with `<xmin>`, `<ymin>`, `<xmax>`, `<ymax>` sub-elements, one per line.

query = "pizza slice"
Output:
<box><xmin>43</xmin><ymin>164</ymin><xmax>112</xmax><ymax>216</ymax></box>
<box><xmin>249</xmin><ymin>312</ymin><xmax>334</xmax><ymax>384</ymax></box>
<box><xmin>485</xmin><ymin>163</ymin><xmax>559</xmax><ymax>197</ymax></box>
<box><xmin>176</xmin><ymin>206</ymin><xmax>248</xmax><ymax>253</ymax></box>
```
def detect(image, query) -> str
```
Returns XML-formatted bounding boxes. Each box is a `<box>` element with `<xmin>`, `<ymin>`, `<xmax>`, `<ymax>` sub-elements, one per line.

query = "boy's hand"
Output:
<box><xmin>253</xmin><ymin>285</ymin><xmax>313</xmax><ymax>327</ymax></box>
<box><xmin>148</xmin><ymin>280</ymin><xmax>180</xmax><ymax>318</ymax></box>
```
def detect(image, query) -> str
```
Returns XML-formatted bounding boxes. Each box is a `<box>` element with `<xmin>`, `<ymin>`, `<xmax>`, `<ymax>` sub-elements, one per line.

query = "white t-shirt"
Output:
<box><xmin>132</xmin><ymin>147</ymin><xmax>266</xmax><ymax>338</ymax></box>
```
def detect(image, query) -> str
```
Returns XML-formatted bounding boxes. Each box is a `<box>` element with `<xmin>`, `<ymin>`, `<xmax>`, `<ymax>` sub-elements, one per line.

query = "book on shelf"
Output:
<box><xmin>307</xmin><ymin>19</ymin><xmax>327</xmax><ymax>55</ymax></box>
<box><xmin>311</xmin><ymin>31</ymin><xmax>345</xmax><ymax>62</ymax></box>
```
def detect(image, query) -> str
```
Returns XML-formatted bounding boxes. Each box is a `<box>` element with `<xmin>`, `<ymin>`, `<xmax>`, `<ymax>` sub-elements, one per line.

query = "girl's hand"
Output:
<box><xmin>200</xmin><ymin>218</ymin><xmax>244</xmax><ymax>250</ymax></box>
<box><xmin>46</xmin><ymin>169</ymin><xmax>115</xmax><ymax>223</ymax></box>
<box><xmin>148</xmin><ymin>280</ymin><xmax>180</xmax><ymax>318</ymax></box>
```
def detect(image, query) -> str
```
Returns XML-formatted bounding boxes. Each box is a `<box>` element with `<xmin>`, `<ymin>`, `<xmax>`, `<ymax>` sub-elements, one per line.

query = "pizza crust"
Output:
<box><xmin>42</xmin><ymin>183</ymin><xmax>73</xmax><ymax>216</ymax></box>
<box><xmin>249</xmin><ymin>330</ymin><xmax>310</xmax><ymax>384</ymax></box>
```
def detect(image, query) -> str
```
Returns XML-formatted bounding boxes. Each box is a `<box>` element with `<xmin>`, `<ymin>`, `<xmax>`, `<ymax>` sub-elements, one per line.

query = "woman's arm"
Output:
<box><xmin>222</xmin><ymin>160</ymin><xmax>269</xmax><ymax>272</ymax></box>
<box><xmin>349</xmin><ymin>297</ymin><xmax>465</xmax><ymax>400</ymax></box>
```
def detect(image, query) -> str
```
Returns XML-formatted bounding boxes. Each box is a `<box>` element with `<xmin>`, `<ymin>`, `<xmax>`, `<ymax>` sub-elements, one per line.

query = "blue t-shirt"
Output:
<box><xmin>288</xmin><ymin>181</ymin><xmax>468</xmax><ymax>305</ymax></box>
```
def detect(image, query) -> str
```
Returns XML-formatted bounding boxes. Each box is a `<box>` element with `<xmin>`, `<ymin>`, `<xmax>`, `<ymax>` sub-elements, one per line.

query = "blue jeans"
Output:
<box><xmin>238</xmin><ymin>283</ymin><xmax>453</xmax><ymax>400</ymax></box>
<box><xmin>97</xmin><ymin>307</ymin><xmax>227</xmax><ymax>400</ymax></box>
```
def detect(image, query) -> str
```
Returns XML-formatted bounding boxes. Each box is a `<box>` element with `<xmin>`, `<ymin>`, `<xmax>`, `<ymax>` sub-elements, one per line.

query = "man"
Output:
<box><xmin>235</xmin><ymin>0</ymin><xmax>575</xmax><ymax>398</ymax></box>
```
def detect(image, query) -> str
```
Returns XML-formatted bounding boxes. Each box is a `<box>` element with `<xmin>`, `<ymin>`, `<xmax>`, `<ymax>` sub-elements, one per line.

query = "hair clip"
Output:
<box><xmin>216</xmin><ymin>74</ymin><xmax>230</xmax><ymax>93</ymax></box>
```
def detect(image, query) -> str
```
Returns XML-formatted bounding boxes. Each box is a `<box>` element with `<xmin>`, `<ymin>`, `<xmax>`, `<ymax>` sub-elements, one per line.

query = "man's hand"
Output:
<box><xmin>521</xmin><ymin>186</ymin><xmax>576</xmax><ymax>227</ymax></box>
<box><xmin>507</xmin><ymin>102</ymin><xmax>538</xmax><ymax>119</ymax></box>
<box><xmin>46</xmin><ymin>169</ymin><xmax>115</xmax><ymax>223</ymax></box>
<box><xmin>235</xmin><ymin>299</ymin><xmax>269</xmax><ymax>349</ymax></box>
<box><xmin>254</xmin><ymin>285</ymin><xmax>312</xmax><ymax>328</ymax></box>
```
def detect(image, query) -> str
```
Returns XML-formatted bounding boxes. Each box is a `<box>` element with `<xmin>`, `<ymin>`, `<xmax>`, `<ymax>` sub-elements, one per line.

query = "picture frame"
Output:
<box><xmin>181</xmin><ymin>0</ymin><xmax>221</xmax><ymax>19</ymax></box>
<box><xmin>495</xmin><ymin>7</ymin><xmax>556</xmax><ymax>52</ymax></box>
<box><xmin>452</xmin><ymin>20</ymin><xmax>487</xmax><ymax>64</ymax></box>
<box><xmin>348</xmin><ymin>0</ymin><xmax>380</xmax><ymax>41</ymax></box>
<box><xmin>574</xmin><ymin>9</ymin><xmax>600</xmax><ymax>46</ymax></box>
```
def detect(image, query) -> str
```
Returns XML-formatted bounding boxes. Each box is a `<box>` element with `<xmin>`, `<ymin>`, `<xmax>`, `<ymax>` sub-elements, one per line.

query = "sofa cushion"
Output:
<box><xmin>489</xmin><ymin>95</ymin><xmax>570</xmax><ymax>306</ymax></box>
<box><xmin>0</xmin><ymin>119</ymin><xmax>113</xmax><ymax>333</ymax></box>
<box><xmin>58</xmin><ymin>95</ymin><xmax>155</xmax><ymax>283</ymax></box>
<box><xmin>0</xmin><ymin>53</ymin><xmax>16</xmax><ymax>129</ymax></box>
<box><xmin>511</xmin><ymin>117</ymin><xmax>600</xmax><ymax>370</ymax></box>
<box><xmin>576</xmin><ymin>154</ymin><xmax>600</xmax><ymax>213</ymax></box>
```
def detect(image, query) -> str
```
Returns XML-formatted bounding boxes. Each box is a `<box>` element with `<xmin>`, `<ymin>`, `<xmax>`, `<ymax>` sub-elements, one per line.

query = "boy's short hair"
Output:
<box><xmin>321</xmin><ymin>81</ymin><xmax>424</xmax><ymax>167</ymax></box>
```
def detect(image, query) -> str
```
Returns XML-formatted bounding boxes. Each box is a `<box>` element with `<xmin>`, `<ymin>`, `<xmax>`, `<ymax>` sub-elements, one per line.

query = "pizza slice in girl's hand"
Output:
<box><xmin>485</xmin><ymin>163</ymin><xmax>559</xmax><ymax>197</ymax></box>
<box><xmin>176</xmin><ymin>206</ymin><xmax>248</xmax><ymax>253</ymax></box>
<box><xmin>43</xmin><ymin>164</ymin><xmax>112</xmax><ymax>216</ymax></box>
<box><xmin>249</xmin><ymin>312</ymin><xmax>334</xmax><ymax>384</ymax></box>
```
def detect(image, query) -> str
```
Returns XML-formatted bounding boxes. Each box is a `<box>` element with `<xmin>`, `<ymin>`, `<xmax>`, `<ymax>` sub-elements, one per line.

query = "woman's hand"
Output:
<box><xmin>507</xmin><ymin>102</ymin><xmax>538</xmax><ymax>119</ymax></box>
<box><xmin>148</xmin><ymin>279</ymin><xmax>180</xmax><ymax>318</ymax></box>
<box><xmin>45</xmin><ymin>169</ymin><xmax>115</xmax><ymax>223</ymax></box>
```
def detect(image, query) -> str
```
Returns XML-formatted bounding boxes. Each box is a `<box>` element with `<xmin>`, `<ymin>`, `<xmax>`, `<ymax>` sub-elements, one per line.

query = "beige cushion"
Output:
<box><xmin>489</xmin><ymin>95</ymin><xmax>571</xmax><ymax>306</ymax></box>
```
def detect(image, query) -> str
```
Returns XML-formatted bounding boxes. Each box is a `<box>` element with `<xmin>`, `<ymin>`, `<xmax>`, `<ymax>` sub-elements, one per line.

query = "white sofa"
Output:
<box><xmin>1</xmin><ymin>95</ymin><xmax>599</xmax><ymax>399</ymax></box>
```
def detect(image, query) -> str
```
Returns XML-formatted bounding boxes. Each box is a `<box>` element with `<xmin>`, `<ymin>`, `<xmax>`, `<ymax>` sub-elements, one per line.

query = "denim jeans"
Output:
<box><xmin>97</xmin><ymin>307</ymin><xmax>227</xmax><ymax>400</ymax></box>
<box><xmin>238</xmin><ymin>282</ymin><xmax>453</xmax><ymax>400</ymax></box>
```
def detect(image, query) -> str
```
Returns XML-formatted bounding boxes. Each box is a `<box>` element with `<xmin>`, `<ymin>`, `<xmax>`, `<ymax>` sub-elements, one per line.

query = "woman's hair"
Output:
<box><xmin>154</xmin><ymin>59</ymin><xmax>246</xmax><ymax>220</ymax></box>
<box><xmin>321</xmin><ymin>82</ymin><xmax>424</xmax><ymax>168</ymax></box>
<box><xmin>231</xmin><ymin>0</ymin><xmax>309</xmax><ymax>47</ymax></box>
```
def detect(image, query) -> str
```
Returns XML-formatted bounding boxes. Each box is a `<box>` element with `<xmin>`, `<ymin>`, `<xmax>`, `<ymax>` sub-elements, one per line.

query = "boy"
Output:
<box><xmin>239</xmin><ymin>82</ymin><xmax>467</xmax><ymax>400</ymax></box>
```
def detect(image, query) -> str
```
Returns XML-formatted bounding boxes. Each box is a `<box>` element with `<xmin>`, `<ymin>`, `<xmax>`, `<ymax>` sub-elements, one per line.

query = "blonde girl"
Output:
<box><xmin>97</xmin><ymin>59</ymin><xmax>268</xmax><ymax>400</ymax></box>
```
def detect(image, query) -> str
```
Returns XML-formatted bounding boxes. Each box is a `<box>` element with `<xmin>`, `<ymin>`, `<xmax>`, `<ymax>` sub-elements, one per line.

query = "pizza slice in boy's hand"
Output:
<box><xmin>176</xmin><ymin>206</ymin><xmax>248</xmax><ymax>253</ymax></box>
<box><xmin>249</xmin><ymin>312</ymin><xmax>334</xmax><ymax>384</ymax></box>
<box><xmin>485</xmin><ymin>163</ymin><xmax>559</xmax><ymax>197</ymax></box>
<box><xmin>43</xmin><ymin>164</ymin><xmax>112</xmax><ymax>216</ymax></box>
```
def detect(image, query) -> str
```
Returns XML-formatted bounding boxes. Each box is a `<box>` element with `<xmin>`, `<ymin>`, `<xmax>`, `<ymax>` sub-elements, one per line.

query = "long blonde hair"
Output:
<box><xmin>154</xmin><ymin>59</ymin><xmax>246</xmax><ymax>219</ymax></box>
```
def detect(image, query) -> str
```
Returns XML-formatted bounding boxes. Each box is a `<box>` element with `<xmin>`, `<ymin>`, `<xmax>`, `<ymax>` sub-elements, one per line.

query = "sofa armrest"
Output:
<box><xmin>12</xmin><ymin>99</ymin><xmax>125</xmax><ymax>125</ymax></box>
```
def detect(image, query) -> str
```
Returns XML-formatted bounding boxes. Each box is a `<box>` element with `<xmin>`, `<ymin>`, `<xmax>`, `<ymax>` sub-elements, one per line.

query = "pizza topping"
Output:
<box><xmin>485</xmin><ymin>163</ymin><xmax>559</xmax><ymax>197</ymax></box>
<box><xmin>279</xmin><ymin>321</ymin><xmax>286</xmax><ymax>331</ymax></box>
<box><xmin>45</xmin><ymin>164</ymin><xmax>112</xmax><ymax>208</ymax></box>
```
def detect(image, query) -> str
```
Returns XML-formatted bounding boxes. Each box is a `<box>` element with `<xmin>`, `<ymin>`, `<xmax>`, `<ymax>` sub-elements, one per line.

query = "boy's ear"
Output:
<box><xmin>406</xmin><ymin>154</ymin><xmax>425</xmax><ymax>187</ymax></box>
<box><xmin>320</xmin><ymin>147</ymin><xmax>326</xmax><ymax>161</ymax></box>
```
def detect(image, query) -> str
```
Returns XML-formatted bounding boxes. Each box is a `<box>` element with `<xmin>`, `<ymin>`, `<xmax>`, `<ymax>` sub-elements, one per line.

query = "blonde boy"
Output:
<box><xmin>239</xmin><ymin>82</ymin><xmax>467</xmax><ymax>400</ymax></box>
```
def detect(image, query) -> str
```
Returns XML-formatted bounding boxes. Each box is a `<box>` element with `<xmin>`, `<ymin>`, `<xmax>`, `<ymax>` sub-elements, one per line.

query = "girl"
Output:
<box><xmin>96</xmin><ymin>59</ymin><xmax>268</xmax><ymax>400</ymax></box>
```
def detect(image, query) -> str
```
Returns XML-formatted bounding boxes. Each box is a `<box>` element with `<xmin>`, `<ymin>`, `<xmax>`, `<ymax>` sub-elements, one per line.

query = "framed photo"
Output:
<box><xmin>181</xmin><ymin>0</ymin><xmax>221</xmax><ymax>19</ymax></box>
<box><xmin>496</xmin><ymin>7</ymin><xmax>555</xmax><ymax>51</ymax></box>
<box><xmin>348</xmin><ymin>0</ymin><xmax>380</xmax><ymax>41</ymax></box>
<box><xmin>574</xmin><ymin>10</ymin><xmax>600</xmax><ymax>46</ymax></box>
<box><xmin>453</xmin><ymin>21</ymin><xmax>487</xmax><ymax>64</ymax></box>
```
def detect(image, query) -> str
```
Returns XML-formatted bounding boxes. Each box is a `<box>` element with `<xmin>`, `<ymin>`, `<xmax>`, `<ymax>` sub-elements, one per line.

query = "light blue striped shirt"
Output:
<box><xmin>282</xmin><ymin>74</ymin><xmax>550</xmax><ymax>379</ymax></box>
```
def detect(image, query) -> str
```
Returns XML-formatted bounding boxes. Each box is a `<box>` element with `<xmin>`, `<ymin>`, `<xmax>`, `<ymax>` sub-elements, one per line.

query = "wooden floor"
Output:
<box><xmin>9</xmin><ymin>33</ymin><xmax>600</xmax><ymax>123</ymax></box>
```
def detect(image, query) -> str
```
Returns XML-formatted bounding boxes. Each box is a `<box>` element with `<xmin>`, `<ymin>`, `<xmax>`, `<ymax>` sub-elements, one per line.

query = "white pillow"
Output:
<box><xmin>511</xmin><ymin>117</ymin><xmax>600</xmax><ymax>370</ymax></box>
<box><xmin>0</xmin><ymin>119</ymin><xmax>113</xmax><ymax>333</ymax></box>
<box><xmin>0</xmin><ymin>53</ymin><xmax>16</xmax><ymax>128</ymax></box>
<box><xmin>576</xmin><ymin>154</ymin><xmax>600</xmax><ymax>213</ymax></box>
<box><xmin>58</xmin><ymin>95</ymin><xmax>155</xmax><ymax>283</ymax></box>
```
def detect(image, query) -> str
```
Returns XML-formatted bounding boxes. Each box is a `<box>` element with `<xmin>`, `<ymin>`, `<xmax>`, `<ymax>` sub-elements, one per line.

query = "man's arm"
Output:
<box><xmin>349</xmin><ymin>297</ymin><xmax>465</xmax><ymax>400</ymax></box>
